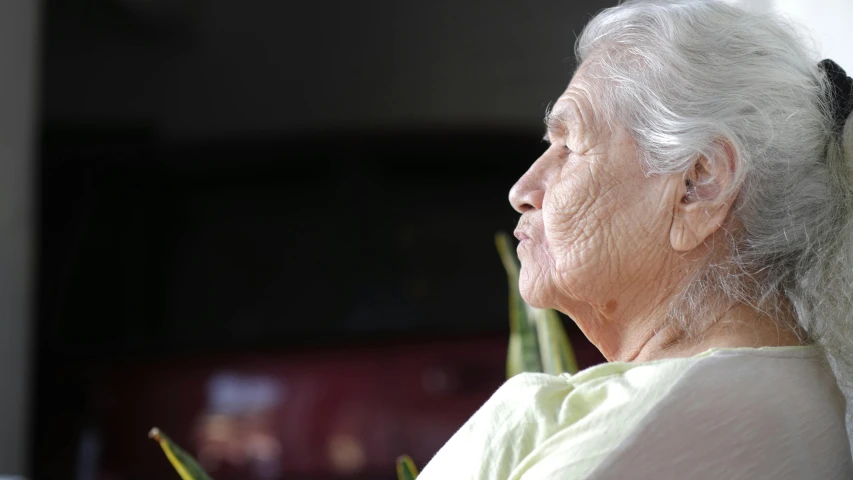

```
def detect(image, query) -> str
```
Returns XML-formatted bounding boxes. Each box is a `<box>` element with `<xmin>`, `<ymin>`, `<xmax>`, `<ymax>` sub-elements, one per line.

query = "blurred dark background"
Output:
<box><xmin>27</xmin><ymin>1</ymin><xmax>615</xmax><ymax>479</ymax></box>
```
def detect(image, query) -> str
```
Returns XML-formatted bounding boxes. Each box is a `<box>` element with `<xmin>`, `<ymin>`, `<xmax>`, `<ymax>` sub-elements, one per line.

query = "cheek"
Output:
<box><xmin>545</xmin><ymin>173</ymin><xmax>671</xmax><ymax>303</ymax></box>
<box><xmin>543</xmin><ymin>171</ymin><xmax>610</xmax><ymax>275</ymax></box>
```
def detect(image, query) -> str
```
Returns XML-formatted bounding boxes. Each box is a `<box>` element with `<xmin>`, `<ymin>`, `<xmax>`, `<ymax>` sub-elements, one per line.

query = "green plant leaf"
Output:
<box><xmin>396</xmin><ymin>454</ymin><xmax>419</xmax><ymax>480</ymax></box>
<box><xmin>149</xmin><ymin>427</ymin><xmax>214</xmax><ymax>480</ymax></box>
<box><xmin>532</xmin><ymin>306</ymin><xmax>579</xmax><ymax>376</ymax></box>
<box><xmin>496</xmin><ymin>232</ymin><xmax>542</xmax><ymax>378</ymax></box>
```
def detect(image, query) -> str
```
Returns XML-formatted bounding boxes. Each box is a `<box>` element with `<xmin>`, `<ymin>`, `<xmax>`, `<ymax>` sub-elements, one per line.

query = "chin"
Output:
<box><xmin>517</xmin><ymin>273</ymin><xmax>552</xmax><ymax>310</ymax></box>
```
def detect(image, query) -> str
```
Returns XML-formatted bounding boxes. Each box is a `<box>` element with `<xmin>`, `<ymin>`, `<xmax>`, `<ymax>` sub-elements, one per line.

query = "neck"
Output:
<box><xmin>609</xmin><ymin>301</ymin><xmax>804</xmax><ymax>363</ymax></box>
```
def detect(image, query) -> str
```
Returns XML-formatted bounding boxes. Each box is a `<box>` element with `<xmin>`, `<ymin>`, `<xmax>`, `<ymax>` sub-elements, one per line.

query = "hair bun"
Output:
<box><xmin>819</xmin><ymin>59</ymin><xmax>853</xmax><ymax>132</ymax></box>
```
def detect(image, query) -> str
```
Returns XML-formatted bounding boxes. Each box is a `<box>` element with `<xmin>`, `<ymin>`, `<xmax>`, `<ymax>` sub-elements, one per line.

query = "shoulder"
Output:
<box><xmin>585</xmin><ymin>348</ymin><xmax>853</xmax><ymax>479</ymax></box>
<box><xmin>653</xmin><ymin>347</ymin><xmax>845</xmax><ymax>421</ymax></box>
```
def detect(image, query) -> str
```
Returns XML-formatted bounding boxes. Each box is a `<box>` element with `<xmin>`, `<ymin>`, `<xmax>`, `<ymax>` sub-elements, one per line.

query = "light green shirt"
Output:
<box><xmin>418</xmin><ymin>346</ymin><xmax>851</xmax><ymax>479</ymax></box>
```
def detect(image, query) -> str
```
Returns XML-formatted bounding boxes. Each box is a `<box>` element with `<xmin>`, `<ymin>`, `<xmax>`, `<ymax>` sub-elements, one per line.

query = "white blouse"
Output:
<box><xmin>417</xmin><ymin>346</ymin><xmax>852</xmax><ymax>479</ymax></box>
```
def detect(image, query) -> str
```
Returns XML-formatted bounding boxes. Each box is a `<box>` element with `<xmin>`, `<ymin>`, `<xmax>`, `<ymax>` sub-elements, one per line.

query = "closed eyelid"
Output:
<box><xmin>543</xmin><ymin>104</ymin><xmax>569</xmax><ymax>138</ymax></box>
<box><xmin>543</xmin><ymin>125</ymin><xmax>568</xmax><ymax>146</ymax></box>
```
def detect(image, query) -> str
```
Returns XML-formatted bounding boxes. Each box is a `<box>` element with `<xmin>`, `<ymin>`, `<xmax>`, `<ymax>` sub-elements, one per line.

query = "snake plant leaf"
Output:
<box><xmin>149</xmin><ymin>427</ymin><xmax>214</xmax><ymax>480</ymax></box>
<box><xmin>396</xmin><ymin>454</ymin><xmax>420</xmax><ymax>480</ymax></box>
<box><xmin>532</xmin><ymin>306</ymin><xmax>579</xmax><ymax>375</ymax></box>
<box><xmin>496</xmin><ymin>232</ymin><xmax>542</xmax><ymax>378</ymax></box>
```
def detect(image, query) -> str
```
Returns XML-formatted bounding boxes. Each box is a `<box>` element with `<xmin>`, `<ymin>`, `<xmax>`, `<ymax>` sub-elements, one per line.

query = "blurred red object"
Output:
<box><xmin>95</xmin><ymin>332</ymin><xmax>603</xmax><ymax>479</ymax></box>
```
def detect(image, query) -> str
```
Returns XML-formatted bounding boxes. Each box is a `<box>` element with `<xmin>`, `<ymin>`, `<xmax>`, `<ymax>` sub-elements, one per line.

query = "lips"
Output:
<box><xmin>515</xmin><ymin>213</ymin><xmax>537</xmax><ymax>244</ymax></box>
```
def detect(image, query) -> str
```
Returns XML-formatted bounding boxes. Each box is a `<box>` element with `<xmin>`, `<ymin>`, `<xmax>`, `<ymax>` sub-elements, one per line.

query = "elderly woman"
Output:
<box><xmin>419</xmin><ymin>0</ymin><xmax>853</xmax><ymax>478</ymax></box>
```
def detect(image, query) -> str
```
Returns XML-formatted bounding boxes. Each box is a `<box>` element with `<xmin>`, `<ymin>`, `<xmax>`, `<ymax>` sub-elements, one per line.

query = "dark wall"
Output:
<box><xmin>38</xmin><ymin>0</ymin><xmax>618</xmax><ymax>352</ymax></box>
<box><xmin>43</xmin><ymin>0</ymin><xmax>615</xmax><ymax>137</ymax></box>
<box><xmin>38</xmin><ymin>131</ymin><xmax>550</xmax><ymax>354</ymax></box>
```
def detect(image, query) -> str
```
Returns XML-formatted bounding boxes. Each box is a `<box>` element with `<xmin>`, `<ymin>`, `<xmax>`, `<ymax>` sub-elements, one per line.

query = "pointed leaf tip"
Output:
<box><xmin>148</xmin><ymin>427</ymin><xmax>215</xmax><ymax>480</ymax></box>
<box><xmin>396</xmin><ymin>454</ymin><xmax>419</xmax><ymax>480</ymax></box>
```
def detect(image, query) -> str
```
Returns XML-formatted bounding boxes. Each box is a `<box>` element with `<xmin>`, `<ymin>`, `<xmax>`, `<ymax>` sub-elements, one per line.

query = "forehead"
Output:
<box><xmin>545</xmin><ymin>69</ymin><xmax>602</xmax><ymax>135</ymax></box>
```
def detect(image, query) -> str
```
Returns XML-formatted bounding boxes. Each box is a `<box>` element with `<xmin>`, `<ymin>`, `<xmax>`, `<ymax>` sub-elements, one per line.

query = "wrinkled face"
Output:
<box><xmin>509</xmin><ymin>67</ymin><xmax>676</xmax><ymax>325</ymax></box>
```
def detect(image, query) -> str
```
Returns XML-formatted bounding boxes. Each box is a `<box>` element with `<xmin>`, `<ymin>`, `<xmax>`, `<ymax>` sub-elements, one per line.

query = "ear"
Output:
<box><xmin>670</xmin><ymin>142</ymin><xmax>739</xmax><ymax>252</ymax></box>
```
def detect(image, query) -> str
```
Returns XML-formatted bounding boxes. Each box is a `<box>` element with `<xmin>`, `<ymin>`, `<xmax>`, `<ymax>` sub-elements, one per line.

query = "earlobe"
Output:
<box><xmin>670</xmin><ymin>217</ymin><xmax>700</xmax><ymax>252</ymax></box>
<box><xmin>671</xmin><ymin>201</ymin><xmax>728</xmax><ymax>251</ymax></box>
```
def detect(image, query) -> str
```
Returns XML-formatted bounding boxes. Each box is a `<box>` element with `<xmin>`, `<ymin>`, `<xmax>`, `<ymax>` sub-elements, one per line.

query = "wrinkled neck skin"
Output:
<box><xmin>563</xmin><ymin>242</ymin><xmax>804</xmax><ymax>363</ymax></box>
<box><xmin>625</xmin><ymin>299</ymin><xmax>803</xmax><ymax>363</ymax></box>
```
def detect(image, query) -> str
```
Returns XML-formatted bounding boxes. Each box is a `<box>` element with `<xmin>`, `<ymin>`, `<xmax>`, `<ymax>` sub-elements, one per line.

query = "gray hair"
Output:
<box><xmin>577</xmin><ymin>0</ymin><xmax>853</xmax><ymax>441</ymax></box>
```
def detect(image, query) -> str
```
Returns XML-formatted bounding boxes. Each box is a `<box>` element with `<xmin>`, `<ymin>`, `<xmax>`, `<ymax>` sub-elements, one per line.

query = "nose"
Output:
<box><xmin>509</xmin><ymin>161</ymin><xmax>546</xmax><ymax>213</ymax></box>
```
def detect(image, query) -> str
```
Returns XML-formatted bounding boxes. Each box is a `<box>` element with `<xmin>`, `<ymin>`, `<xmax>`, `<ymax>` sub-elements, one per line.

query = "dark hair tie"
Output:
<box><xmin>819</xmin><ymin>59</ymin><xmax>853</xmax><ymax>133</ymax></box>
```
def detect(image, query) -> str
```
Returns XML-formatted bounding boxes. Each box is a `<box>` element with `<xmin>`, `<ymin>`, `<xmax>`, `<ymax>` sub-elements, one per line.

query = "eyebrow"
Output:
<box><xmin>542</xmin><ymin>105</ymin><xmax>579</xmax><ymax>142</ymax></box>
